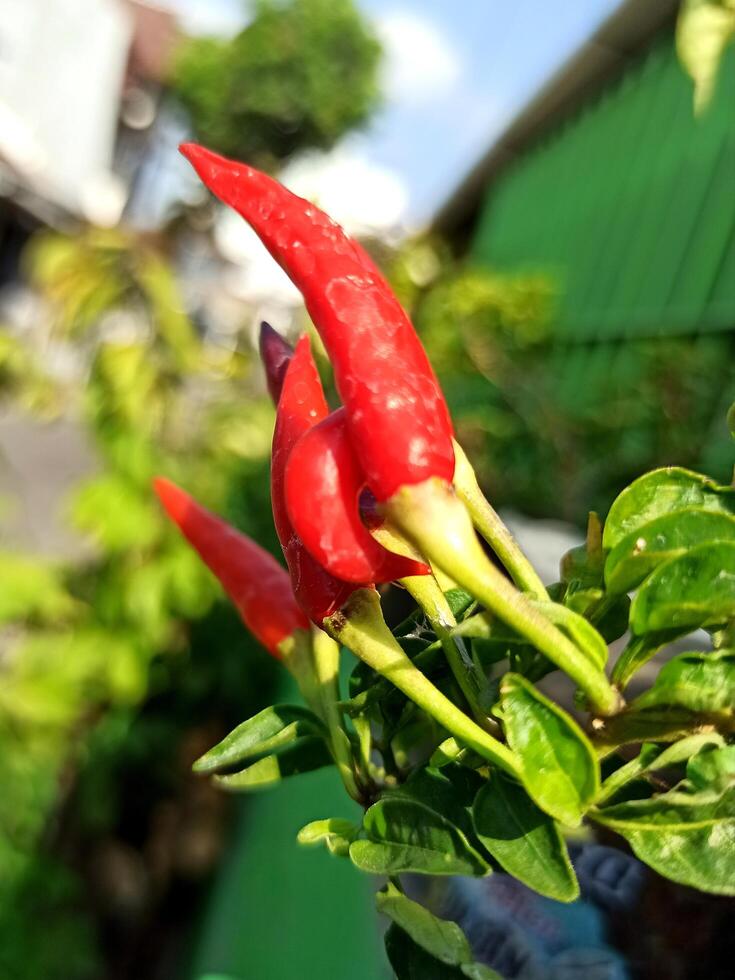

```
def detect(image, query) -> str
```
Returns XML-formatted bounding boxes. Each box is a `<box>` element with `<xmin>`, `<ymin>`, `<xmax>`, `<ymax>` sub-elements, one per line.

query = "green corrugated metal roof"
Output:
<box><xmin>471</xmin><ymin>30</ymin><xmax>735</xmax><ymax>341</ymax></box>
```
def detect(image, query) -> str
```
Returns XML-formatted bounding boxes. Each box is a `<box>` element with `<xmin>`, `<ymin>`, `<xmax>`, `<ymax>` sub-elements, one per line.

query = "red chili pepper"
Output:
<box><xmin>259</xmin><ymin>320</ymin><xmax>293</xmax><ymax>403</ymax></box>
<box><xmin>153</xmin><ymin>477</ymin><xmax>307</xmax><ymax>657</ymax></box>
<box><xmin>180</xmin><ymin>143</ymin><xmax>455</xmax><ymax>502</ymax></box>
<box><xmin>270</xmin><ymin>334</ymin><xmax>359</xmax><ymax>623</ymax></box>
<box><xmin>285</xmin><ymin>406</ymin><xmax>430</xmax><ymax>583</ymax></box>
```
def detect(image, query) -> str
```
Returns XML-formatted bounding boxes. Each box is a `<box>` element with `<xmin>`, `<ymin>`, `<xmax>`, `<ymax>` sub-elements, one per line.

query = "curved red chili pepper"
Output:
<box><xmin>285</xmin><ymin>406</ymin><xmax>430</xmax><ymax>583</ymax></box>
<box><xmin>180</xmin><ymin>142</ymin><xmax>454</xmax><ymax>502</ymax></box>
<box><xmin>270</xmin><ymin>335</ymin><xmax>359</xmax><ymax>623</ymax></box>
<box><xmin>153</xmin><ymin>477</ymin><xmax>307</xmax><ymax>657</ymax></box>
<box><xmin>259</xmin><ymin>320</ymin><xmax>293</xmax><ymax>403</ymax></box>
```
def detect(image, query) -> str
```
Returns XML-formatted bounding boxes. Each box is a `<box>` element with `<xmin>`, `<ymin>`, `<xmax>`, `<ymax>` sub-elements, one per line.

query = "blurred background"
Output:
<box><xmin>0</xmin><ymin>1</ymin><xmax>733</xmax><ymax>978</ymax></box>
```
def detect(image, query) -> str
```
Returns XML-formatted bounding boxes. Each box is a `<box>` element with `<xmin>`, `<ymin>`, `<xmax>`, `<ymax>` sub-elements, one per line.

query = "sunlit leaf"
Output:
<box><xmin>473</xmin><ymin>773</ymin><xmax>579</xmax><ymax>901</ymax></box>
<box><xmin>630</xmin><ymin>542</ymin><xmax>735</xmax><ymax>634</ymax></box>
<box><xmin>498</xmin><ymin>674</ymin><xmax>599</xmax><ymax>826</ymax></box>
<box><xmin>603</xmin><ymin>467</ymin><xmax>735</xmax><ymax>550</ymax></box>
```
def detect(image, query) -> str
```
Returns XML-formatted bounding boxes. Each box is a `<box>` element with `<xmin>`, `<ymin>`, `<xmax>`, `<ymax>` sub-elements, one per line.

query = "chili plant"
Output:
<box><xmin>157</xmin><ymin>145</ymin><xmax>735</xmax><ymax>978</ymax></box>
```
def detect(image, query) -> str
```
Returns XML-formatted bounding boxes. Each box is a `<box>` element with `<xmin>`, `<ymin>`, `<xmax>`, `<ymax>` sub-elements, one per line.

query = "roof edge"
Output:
<box><xmin>432</xmin><ymin>0</ymin><xmax>680</xmax><ymax>240</ymax></box>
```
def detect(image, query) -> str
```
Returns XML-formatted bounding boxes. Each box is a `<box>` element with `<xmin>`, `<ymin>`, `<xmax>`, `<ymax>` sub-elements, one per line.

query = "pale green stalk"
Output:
<box><xmin>324</xmin><ymin>588</ymin><xmax>520</xmax><ymax>777</ymax></box>
<box><xmin>386</xmin><ymin>479</ymin><xmax>622</xmax><ymax>717</ymax></box>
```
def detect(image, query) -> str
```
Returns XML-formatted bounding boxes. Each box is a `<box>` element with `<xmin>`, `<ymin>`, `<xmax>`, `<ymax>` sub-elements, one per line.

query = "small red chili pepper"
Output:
<box><xmin>270</xmin><ymin>334</ymin><xmax>359</xmax><ymax>623</ymax></box>
<box><xmin>259</xmin><ymin>320</ymin><xmax>293</xmax><ymax>403</ymax></box>
<box><xmin>153</xmin><ymin>477</ymin><xmax>307</xmax><ymax>657</ymax></box>
<box><xmin>285</xmin><ymin>406</ymin><xmax>430</xmax><ymax>583</ymax></box>
<box><xmin>180</xmin><ymin>142</ymin><xmax>455</xmax><ymax>503</ymax></box>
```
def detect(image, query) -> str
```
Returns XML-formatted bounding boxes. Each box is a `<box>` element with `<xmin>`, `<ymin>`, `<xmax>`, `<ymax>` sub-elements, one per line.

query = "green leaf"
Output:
<box><xmin>297</xmin><ymin>818</ymin><xmax>359</xmax><ymax>857</ymax></box>
<box><xmin>595</xmin><ymin>707</ymin><xmax>704</xmax><ymax>750</ymax></box>
<box><xmin>391</xmin><ymin>765</ymin><xmax>484</xmax><ymax>840</ymax></box>
<box><xmin>376</xmin><ymin>882</ymin><xmax>472</xmax><ymax>967</ymax></box>
<box><xmin>498</xmin><ymin>674</ymin><xmax>599</xmax><ymax>826</ymax></box>
<box><xmin>597</xmin><ymin>734</ymin><xmax>725</xmax><ymax>804</ymax></box>
<box><xmin>349</xmin><ymin>797</ymin><xmax>489</xmax><ymax>877</ymax></box>
<box><xmin>605</xmin><ymin>509</ymin><xmax>735</xmax><ymax>595</ymax></box>
<box><xmin>631</xmin><ymin>542</ymin><xmax>735</xmax><ymax>634</ymax></box>
<box><xmin>193</xmin><ymin>704</ymin><xmax>325</xmax><ymax>774</ymax></box>
<box><xmin>688</xmin><ymin>744</ymin><xmax>735</xmax><ymax>792</ymax></box>
<box><xmin>591</xmin><ymin>786</ymin><xmax>735</xmax><ymax>894</ymax></box>
<box><xmin>560</xmin><ymin>512</ymin><xmax>605</xmax><ymax>589</ymax></box>
<box><xmin>603</xmin><ymin>467</ymin><xmax>735</xmax><ymax>550</ymax></box>
<box><xmin>633</xmin><ymin>649</ymin><xmax>735</xmax><ymax>714</ymax></box>
<box><xmin>212</xmin><ymin>737</ymin><xmax>332</xmax><ymax>791</ymax></box>
<box><xmin>611</xmin><ymin>629</ymin><xmax>686</xmax><ymax>691</ymax></box>
<box><xmin>473</xmin><ymin>773</ymin><xmax>579</xmax><ymax>901</ymax></box>
<box><xmin>384</xmin><ymin>923</ymin><xmax>502</xmax><ymax>980</ymax></box>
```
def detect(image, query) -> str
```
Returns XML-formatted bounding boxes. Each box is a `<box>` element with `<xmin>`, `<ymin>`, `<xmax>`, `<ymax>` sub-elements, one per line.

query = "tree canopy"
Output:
<box><xmin>171</xmin><ymin>0</ymin><xmax>382</xmax><ymax>169</ymax></box>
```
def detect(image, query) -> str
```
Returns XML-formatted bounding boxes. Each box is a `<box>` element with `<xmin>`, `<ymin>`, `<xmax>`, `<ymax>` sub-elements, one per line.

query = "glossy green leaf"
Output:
<box><xmin>473</xmin><ymin>773</ymin><xmax>579</xmax><ymax>901</ymax></box>
<box><xmin>384</xmin><ymin>923</ymin><xmax>501</xmax><ymax>980</ymax></box>
<box><xmin>598</xmin><ymin>734</ymin><xmax>725</xmax><ymax>804</ymax></box>
<box><xmin>631</xmin><ymin>542</ymin><xmax>735</xmax><ymax>634</ymax></box>
<box><xmin>688</xmin><ymin>744</ymin><xmax>735</xmax><ymax>792</ymax></box>
<box><xmin>376</xmin><ymin>882</ymin><xmax>472</xmax><ymax>967</ymax></box>
<box><xmin>498</xmin><ymin>674</ymin><xmax>599</xmax><ymax>826</ymax></box>
<box><xmin>212</xmin><ymin>736</ymin><xmax>332</xmax><ymax>791</ymax></box>
<box><xmin>595</xmin><ymin>706</ymin><xmax>704</xmax><ymax>750</ymax></box>
<box><xmin>591</xmin><ymin>786</ymin><xmax>735</xmax><ymax>894</ymax></box>
<box><xmin>430</xmin><ymin>738</ymin><xmax>468</xmax><ymax>768</ymax></box>
<box><xmin>633</xmin><ymin>649</ymin><xmax>735</xmax><ymax>714</ymax></box>
<box><xmin>391</xmin><ymin>765</ymin><xmax>484</xmax><ymax>840</ymax></box>
<box><xmin>611</xmin><ymin>630</ymin><xmax>686</xmax><ymax>691</ymax></box>
<box><xmin>349</xmin><ymin>797</ymin><xmax>489</xmax><ymax>876</ymax></box>
<box><xmin>605</xmin><ymin>510</ymin><xmax>735</xmax><ymax>596</ymax></box>
<box><xmin>297</xmin><ymin>818</ymin><xmax>359</xmax><ymax>857</ymax></box>
<box><xmin>560</xmin><ymin>513</ymin><xmax>605</xmax><ymax>589</ymax></box>
<box><xmin>193</xmin><ymin>704</ymin><xmax>325</xmax><ymax>774</ymax></box>
<box><xmin>603</xmin><ymin>467</ymin><xmax>735</xmax><ymax>551</ymax></box>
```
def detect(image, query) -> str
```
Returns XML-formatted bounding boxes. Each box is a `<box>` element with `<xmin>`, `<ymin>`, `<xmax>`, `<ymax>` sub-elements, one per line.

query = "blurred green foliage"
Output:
<box><xmin>677</xmin><ymin>0</ymin><xmax>735</xmax><ymax>112</ymax></box>
<box><xmin>171</xmin><ymin>0</ymin><xmax>381</xmax><ymax>168</ymax></box>
<box><xmin>387</xmin><ymin>239</ymin><xmax>733</xmax><ymax>524</ymax></box>
<box><xmin>0</xmin><ymin>228</ymin><xmax>280</xmax><ymax>977</ymax></box>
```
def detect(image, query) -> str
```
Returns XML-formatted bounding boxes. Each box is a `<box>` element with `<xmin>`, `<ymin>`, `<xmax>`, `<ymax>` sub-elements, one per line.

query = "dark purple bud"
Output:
<box><xmin>259</xmin><ymin>321</ymin><xmax>294</xmax><ymax>404</ymax></box>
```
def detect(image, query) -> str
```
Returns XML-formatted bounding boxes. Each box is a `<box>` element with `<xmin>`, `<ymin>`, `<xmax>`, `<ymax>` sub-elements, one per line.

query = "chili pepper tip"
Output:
<box><xmin>259</xmin><ymin>321</ymin><xmax>294</xmax><ymax>405</ymax></box>
<box><xmin>153</xmin><ymin>476</ymin><xmax>190</xmax><ymax>525</ymax></box>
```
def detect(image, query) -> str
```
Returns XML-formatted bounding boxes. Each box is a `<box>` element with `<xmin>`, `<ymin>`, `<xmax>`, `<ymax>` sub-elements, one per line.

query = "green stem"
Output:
<box><xmin>453</xmin><ymin>440</ymin><xmax>548</xmax><ymax>597</ymax></box>
<box><xmin>277</xmin><ymin>629</ymin><xmax>322</xmax><ymax>716</ymax></box>
<box><xmin>324</xmin><ymin>589</ymin><xmax>520</xmax><ymax>778</ymax></box>
<box><xmin>311</xmin><ymin>626</ymin><xmax>361</xmax><ymax>803</ymax></box>
<box><xmin>401</xmin><ymin>573</ymin><xmax>497</xmax><ymax>733</ymax></box>
<box><xmin>386</xmin><ymin>479</ymin><xmax>622</xmax><ymax>717</ymax></box>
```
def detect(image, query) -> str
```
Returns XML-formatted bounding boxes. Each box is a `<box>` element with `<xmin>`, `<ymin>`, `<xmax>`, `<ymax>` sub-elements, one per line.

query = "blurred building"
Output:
<box><xmin>435</xmin><ymin>0</ymin><xmax>734</xmax><ymax>480</ymax></box>
<box><xmin>0</xmin><ymin>0</ymin><xmax>179</xmax><ymax>281</ymax></box>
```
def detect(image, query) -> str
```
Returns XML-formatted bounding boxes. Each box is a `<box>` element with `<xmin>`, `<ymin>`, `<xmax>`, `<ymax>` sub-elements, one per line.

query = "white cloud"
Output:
<box><xmin>158</xmin><ymin>0</ymin><xmax>246</xmax><ymax>39</ymax></box>
<box><xmin>375</xmin><ymin>10</ymin><xmax>462</xmax><ymax>106</ymax></box>
<box><xmin>281</xmin><ymin>146</ymin><xmax>408</xmax><ymax>237</ymax></box>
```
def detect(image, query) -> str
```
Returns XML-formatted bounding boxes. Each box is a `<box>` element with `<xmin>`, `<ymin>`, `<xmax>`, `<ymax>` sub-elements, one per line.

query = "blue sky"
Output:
<box><xmin>164</xmin><ymin>0</ymin><xmax>622</xmax><ymax>225</ymax></box>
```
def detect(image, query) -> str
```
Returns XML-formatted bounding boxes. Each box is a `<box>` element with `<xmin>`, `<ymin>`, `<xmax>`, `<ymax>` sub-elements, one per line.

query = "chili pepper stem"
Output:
<box><xmin>400</xmin><ymin>574</ymin><xmax>499</xmax><ymax>735</ymax></box>
<box><xmin>324</xmin><ymin>588</ymin><xmax>521</xmax><ymax>777</ymax></box>
<box><xmin>370</xmin><ymin>520</ymin><xmax>457</xmax><ymax>592</ymax></box>
<box><xmin>311</xmin><ymin>626</ymin><xmax>362</xmax><ymax>803</ymax></box>
<box><xmin>276</xmin><ymin>628</ymin><xmax>322</xmax><ymax>715</ymax></box>
<box><xmin>452</xmin><ymin>440</ymin><xmax>548</xmax><ymax>598</ymax></box>
<box><xmin>385</xmin><ymin>479</ymin><xmax>623</xmax><ymax>717</ymax></box>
